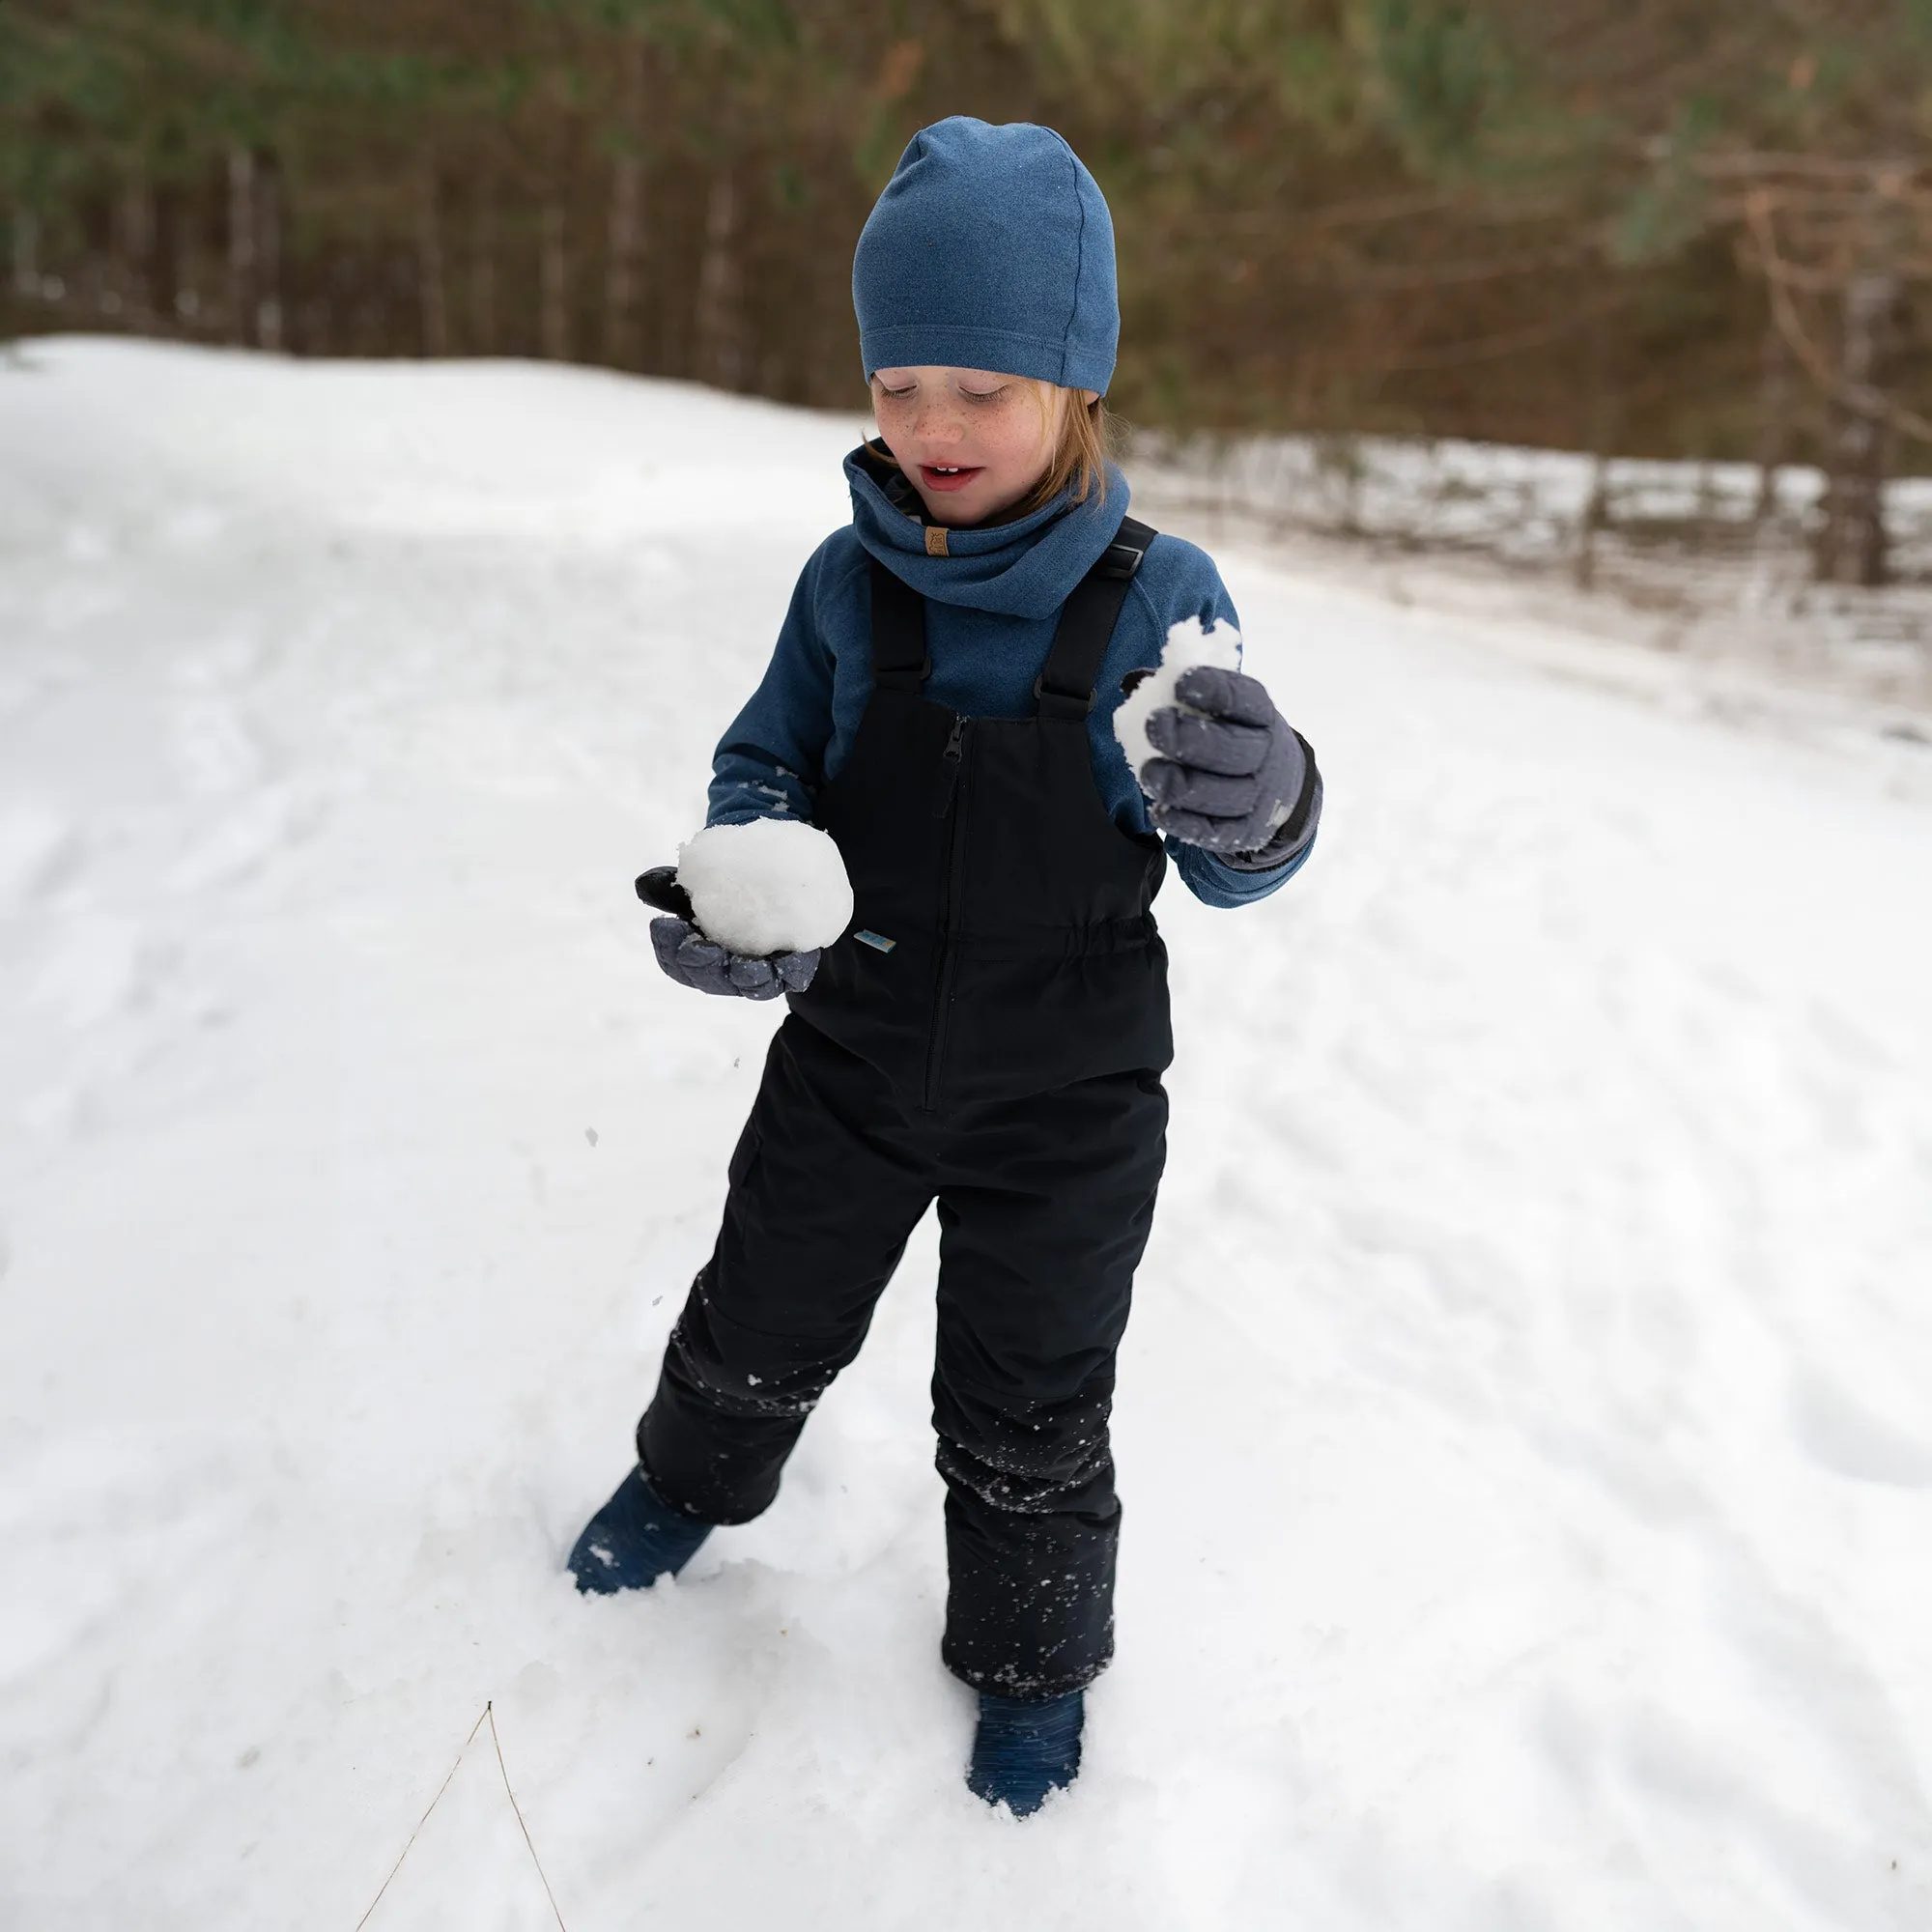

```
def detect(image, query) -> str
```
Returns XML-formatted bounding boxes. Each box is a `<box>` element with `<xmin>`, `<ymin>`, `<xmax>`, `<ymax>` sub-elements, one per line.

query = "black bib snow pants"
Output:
<box><xmin>638</xmin><ymin>518</ymin><xmax>1172</xmax><ymax>1699</ymax></box>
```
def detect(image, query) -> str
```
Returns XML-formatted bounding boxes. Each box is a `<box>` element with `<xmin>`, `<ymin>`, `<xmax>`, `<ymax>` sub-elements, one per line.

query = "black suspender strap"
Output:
<box><xmin>868</xmin><ymin>559</ymin><xmax>929</xmax><ymax>691</ymax></box>
<box><xmin>868</xmin><ymin>514</ymin><xmax>1156</xmax><ymax>710</ymax></box>
<box><xmin>1033</xmin><ymin>515</ymin><xmax>1155</xmax><ymax>721</ymax></box>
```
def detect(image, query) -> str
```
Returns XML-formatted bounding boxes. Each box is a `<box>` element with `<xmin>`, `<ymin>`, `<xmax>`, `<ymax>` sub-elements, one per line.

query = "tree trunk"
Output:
<box><xmin>11</xmin><ymin>207</ymin><xmax>39</xmax><ymax>298</ymax></box>
<box><xmin>1752</xmin><ymin>315</ymin><xmax>1795</xmax><ymax>523</ymax></box>
<box><xmin>1574</xmin><ymin>452</ymin><xmax>1610</xmax><ymax>591</ymax></box>
<box><xmin>603</xmin><ymin>37</ymin><xmax>647</xmax><ymax>370</ymax></box>
<box><xmin>696</xmin><ymin>170</ymin><xmax>743</xmax><ymax>390</ymax></box>
<box><xmin>469</xmin><ymin>179</ymin><xmax>497</xmax><ymax>354</ymax></box>
<box><xmin>113</xmin><ymin>178</ymin><xmax>154</xmax><ymax>323</ymax></box>
<box><xmin>418</xmin><ymin>166</ymin><xmax>448</xmax><ymax>356</ymax></box>
<box><xmin>226</xmin><ymin>145</ymin><xmax>257</xmax><ymax>346</ymax></box>
<box><xmin>150</xmin><ymin>184</ymin><xmax>180</xmax><ymax>327</ymax></box>
<box><xmin>604</xmin><ymin>155</ymin><xmax>645</xmax><ymax>369</ymax></box>
<box><xmin>255</xmin><ymin>155</ymin><xmax>283</xmax><ymax>351</ymax></box>
<box><xmin>1573</xmin><ymin>305</ymin><xmax>1616</xmax><ymax>590</ymax></box>
<box><xmin>540</xmin><ymin>202</ymin><xmax>570</xmax><ymax>360</ymax></box>
<box><xmin>1815</xmin><ymin>270</ymin><xmax>1904</xmax><ymax>587</ymax></box>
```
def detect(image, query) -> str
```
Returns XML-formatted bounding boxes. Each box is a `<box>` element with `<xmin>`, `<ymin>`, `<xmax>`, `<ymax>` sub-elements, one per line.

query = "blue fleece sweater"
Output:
<box><xmin>707</xmin><ymin>448</ymin><xmax>1316</xmax><ymax>909</ymax></box>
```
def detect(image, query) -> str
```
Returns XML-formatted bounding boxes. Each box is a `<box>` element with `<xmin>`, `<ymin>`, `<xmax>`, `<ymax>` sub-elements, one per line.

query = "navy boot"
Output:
<box><xmin>966</xmin><ymin>1690</ymin><xmax>1085</xmax><ymax>1816</ymax></box>
<box><xmin>568</xmin><ymin>1465</ymin><xmax>712</xmax><ymax>1594</ymax></box>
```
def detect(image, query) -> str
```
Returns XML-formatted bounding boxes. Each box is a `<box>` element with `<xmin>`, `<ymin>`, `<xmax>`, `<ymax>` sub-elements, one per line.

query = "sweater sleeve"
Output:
<box><xmin>1175</xmin><ymin>822</ymin><xmax>1320</xmax><ymax>906</ymax></box>
<box><xmin>1125</xmin><ymin>543</ymin><xmax>1322</xmax><ymax>910</ymax></box>
<box><xmin>706</xmin><ymin>543</ymin><xmax>841</xmax><ymax>827</ymax></box>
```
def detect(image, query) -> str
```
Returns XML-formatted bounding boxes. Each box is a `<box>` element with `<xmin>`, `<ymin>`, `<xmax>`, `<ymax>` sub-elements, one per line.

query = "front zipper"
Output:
<box><xmin>923</xmin><ymin>717</ymin><xmax>972</xmax><ymax>1110</ymax></box>
<box><xmin>933</xmin><ymin>715</ymin><xmax>966</xmax><ymax>817</ymax></box>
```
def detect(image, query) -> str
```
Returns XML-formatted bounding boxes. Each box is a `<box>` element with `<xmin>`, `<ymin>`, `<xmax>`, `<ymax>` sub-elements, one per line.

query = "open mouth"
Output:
<box><xmin>920</xmin><ymin>464</ymin><xmax>983</xmax><ymax>493</ymax></box>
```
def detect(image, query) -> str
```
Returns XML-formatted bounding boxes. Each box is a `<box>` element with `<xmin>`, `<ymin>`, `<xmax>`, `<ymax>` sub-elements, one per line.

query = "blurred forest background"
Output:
<box><xmin>5</xmin><ymin>1</ymin><xmax>1932</xmax><ymax>583</ymax></box>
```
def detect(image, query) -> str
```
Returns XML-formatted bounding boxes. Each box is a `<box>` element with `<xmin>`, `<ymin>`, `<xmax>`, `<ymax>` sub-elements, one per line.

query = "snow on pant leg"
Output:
<box><xmin>931</xmin><ymin>1066</ymin><xmax>1168</xmax><ymax>1699</ymax></box>
<box><xmin>637</xmin><ymin>1017</ymin><xmax>933</xmax><ymax>1523</ymax></box>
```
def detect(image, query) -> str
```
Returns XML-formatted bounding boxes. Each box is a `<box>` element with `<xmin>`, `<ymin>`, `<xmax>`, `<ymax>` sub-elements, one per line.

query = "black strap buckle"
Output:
<box><xmin>1033</xmin><ymin>672</ymin><xmax>1096</xmax><ymax>715</ymax></box>
<box><xmin>874</xmin><ymin>656</ymin><xmax>931</xmax><ymax>690</ymax></box>
<box><xmin>1094</xmin><ymin>539</ymin><xmax>1145</xmax><ymax>581</ymax></box>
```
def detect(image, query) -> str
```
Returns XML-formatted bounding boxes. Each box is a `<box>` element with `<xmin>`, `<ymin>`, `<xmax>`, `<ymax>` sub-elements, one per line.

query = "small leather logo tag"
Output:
<box><xmin>924</xmin><ymin>526</ymin><xmax>949</xmax><ymax>556</ymax></box>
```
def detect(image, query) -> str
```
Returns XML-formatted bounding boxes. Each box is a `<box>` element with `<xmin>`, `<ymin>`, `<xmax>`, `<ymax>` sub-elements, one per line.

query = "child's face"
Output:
<box><xmin>870</xmin><ymin>366</ymin><xmax>1091</xmax><ymax>527</ymax></box>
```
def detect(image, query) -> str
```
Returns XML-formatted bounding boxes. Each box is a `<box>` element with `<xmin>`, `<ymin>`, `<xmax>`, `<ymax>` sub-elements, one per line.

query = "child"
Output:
<box><xmin>569</xmin><ymin>117</ymin><xmax>1321</xmax><ymax>1816</ymax></box>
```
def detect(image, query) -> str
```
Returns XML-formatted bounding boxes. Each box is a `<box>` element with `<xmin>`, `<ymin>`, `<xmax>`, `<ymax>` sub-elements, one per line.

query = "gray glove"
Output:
<box><xmin>650</xmin><ymin>916</ymin><xmax>820</xmax><ymax>1000</ymax></box>
<box><xmin>1141</xmin><ymin>666</ymin><xmax>1318</xmax><ymax>867</ymax></box>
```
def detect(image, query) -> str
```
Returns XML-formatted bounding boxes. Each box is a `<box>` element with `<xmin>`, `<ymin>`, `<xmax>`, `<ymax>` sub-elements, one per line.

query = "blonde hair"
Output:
<box><xmin>1018</xmin><ymin>386</ymin><xmax>1115</xmax><ymax>515</ymax></box>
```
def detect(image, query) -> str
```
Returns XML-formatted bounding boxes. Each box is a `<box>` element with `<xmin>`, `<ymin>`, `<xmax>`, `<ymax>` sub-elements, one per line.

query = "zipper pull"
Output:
<box><xmin>934</xmin><ymin>717</ymin><xmax>966</xmax><ymax>817</ymax></box>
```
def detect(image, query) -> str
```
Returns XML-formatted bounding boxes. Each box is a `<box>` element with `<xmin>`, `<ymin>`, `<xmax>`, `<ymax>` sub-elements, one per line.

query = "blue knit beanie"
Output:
<box><xmin>852</xmin><ymin>117</ymin><xmax>1119</xmax><ymax>395</ymax></box>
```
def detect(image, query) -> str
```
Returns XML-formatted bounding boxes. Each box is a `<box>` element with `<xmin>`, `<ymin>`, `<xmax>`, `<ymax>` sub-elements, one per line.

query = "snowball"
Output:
<box><xmin>676</xmin><ymin>818</ymin><xmax>853</xmax><ymax>956</ymax></box>
<box><xmin>1113</xmin><ymin>616</ymin><xmax>1244</xmax><ymax>794</ymax></box>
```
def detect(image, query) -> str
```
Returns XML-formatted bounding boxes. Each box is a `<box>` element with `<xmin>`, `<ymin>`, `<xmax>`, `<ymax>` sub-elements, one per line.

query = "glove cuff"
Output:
<box><xmin>1221</xmin><ymin>737</ymin><xmax>1321</xmax><ymax>870</ymax></box>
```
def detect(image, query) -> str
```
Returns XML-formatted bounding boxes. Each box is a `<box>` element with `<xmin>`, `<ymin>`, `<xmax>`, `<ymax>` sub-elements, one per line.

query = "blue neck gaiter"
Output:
<box><xmin>844</xmin><ymin>444</ymin><xmax>1132</xmax><ymax>621</ymax></box>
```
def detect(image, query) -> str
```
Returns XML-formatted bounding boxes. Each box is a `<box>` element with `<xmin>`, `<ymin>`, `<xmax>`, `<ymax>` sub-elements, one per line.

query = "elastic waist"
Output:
<box><xmin>942</xmin><ymin>915</ymin><xmax>1157</xmax><ymax>964</ymax></box>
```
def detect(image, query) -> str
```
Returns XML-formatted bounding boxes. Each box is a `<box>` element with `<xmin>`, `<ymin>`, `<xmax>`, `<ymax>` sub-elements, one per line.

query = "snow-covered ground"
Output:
<box><xmin>4</xmin><ymin>339</ymin><xmax>1931</xmax><ymax>1931</ymax></box>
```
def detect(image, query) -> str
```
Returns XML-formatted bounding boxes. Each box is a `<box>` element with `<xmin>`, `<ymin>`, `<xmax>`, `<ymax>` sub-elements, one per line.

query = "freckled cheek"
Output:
<box><xmin>884</xmin><ymin>406</ymin><xmax>959</xmax><ymax>451</ymax></box>
<box><xmin>981</xmin><ymin>411</ymin><xmax>1047</xmax><ymax>472</ymax></box>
